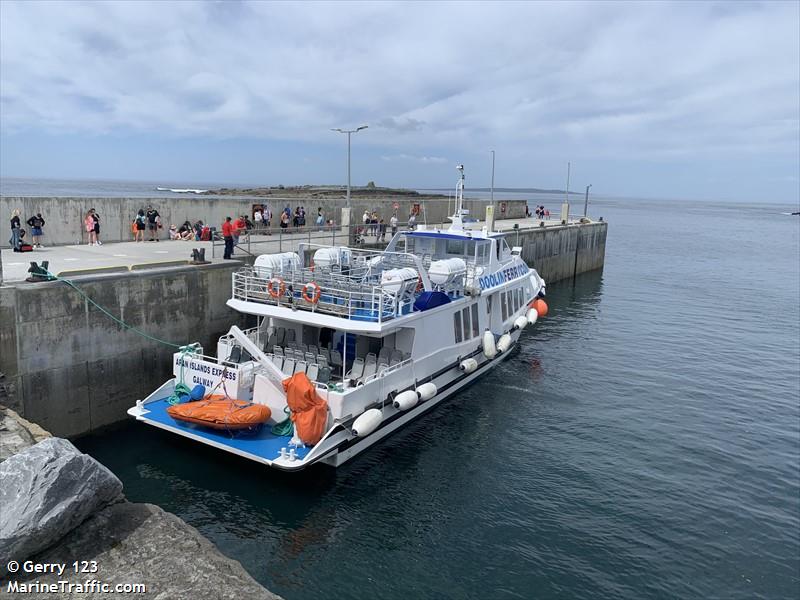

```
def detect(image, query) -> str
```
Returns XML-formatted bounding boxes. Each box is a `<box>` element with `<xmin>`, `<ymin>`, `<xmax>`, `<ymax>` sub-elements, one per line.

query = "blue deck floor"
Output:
<box><xmin>142</xmin><ymin>397</ymin><xmax>311</xmax><ymax>461</ymax></box>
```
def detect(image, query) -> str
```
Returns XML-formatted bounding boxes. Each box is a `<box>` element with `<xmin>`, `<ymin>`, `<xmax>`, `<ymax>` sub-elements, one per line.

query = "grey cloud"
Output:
<box><xmin>377</xmin><ymin>117</ymin><xmax>426</xmax><ymax>132</ymax></box>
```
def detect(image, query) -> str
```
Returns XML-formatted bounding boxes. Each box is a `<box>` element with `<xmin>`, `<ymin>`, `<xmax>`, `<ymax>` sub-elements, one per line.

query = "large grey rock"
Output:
<box><xmin>0</xmin><ymin>405</ymin><xmax>51</xmax><ymax>462</ymax></box>
<box><xmin>1</xmin><ymin>502</ymin><xmax>282</xmax><ymax>599</ymax></box>
<box><xmin>0</xmin><ymin>437</ymin><xmax>123</xmax><ymax>574</ymax></box>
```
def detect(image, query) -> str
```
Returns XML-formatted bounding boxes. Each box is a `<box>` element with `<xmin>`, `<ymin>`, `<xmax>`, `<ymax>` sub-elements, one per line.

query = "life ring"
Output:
<box><xmin>268</xmin><ymin>277</ymin><xmax>286</xmax><ymax>298</ymax></box>
<box><xmin>302</xmin><ymin>281</ymin><xmax>322</xmax><ymax>304</ymax></box>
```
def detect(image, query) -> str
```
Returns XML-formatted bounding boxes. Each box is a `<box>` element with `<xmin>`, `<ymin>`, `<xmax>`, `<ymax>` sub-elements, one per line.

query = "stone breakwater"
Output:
<box><xmin>0</xmin><ymin>407</ymin><xmax>281</xmax><ymax>599</ymax></box>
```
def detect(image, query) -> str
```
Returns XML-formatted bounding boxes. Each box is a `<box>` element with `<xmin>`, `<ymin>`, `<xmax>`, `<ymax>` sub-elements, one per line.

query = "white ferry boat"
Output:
<box><xmin>128</xmin><ymin>167</ymin><xmax>548</xmax><ymax>471</ymax></box>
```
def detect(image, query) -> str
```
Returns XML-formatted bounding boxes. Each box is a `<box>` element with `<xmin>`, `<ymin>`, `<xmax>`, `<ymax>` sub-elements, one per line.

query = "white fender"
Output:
<box><xmin>416</xmin><ymin>382</ymin><xmax>437</xmax><ymax>401</ymax></box>
<box><xmin>459</xmin><ymin>358</ymin><xmax>478</xmax><ymax>373</ymax></box>
<box><xmin>497</xmin><ymin>333</ymin><xmax>512</xmax><ymax>354</ymax></box>
<box><xmin>393</xmin><ymin>390</ymin><xmax>419</xmax><ymax>411</ymax></box>
<box><xmin>526</xmin><ymin>308</ymin><xmax>538</xmax><ymax>325</ymax></box>
<box><xmin>483</xmin><ymin>330</ymin><xmax>497</xmax><ymax>359</ymax></box>
<box><xmin>513</xmin><ymin>316</ymin><xmax>528</xmax><ymax>331</ymax></box>
<box><xmin>352</xmin><ymin>408</ymin><xmax>382</xmax><ymax>437</ymax></box>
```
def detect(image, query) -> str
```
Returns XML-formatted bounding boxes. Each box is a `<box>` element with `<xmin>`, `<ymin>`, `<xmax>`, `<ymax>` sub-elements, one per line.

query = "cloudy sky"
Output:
<box><xmin>1</xmin><ymin>1</ymin><xmax>798</xmax><ymax>202</ymax></box>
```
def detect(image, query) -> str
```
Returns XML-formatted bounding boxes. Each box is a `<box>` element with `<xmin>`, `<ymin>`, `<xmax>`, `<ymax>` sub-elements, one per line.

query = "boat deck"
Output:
<box><xmin>139</xmin><ymin>397</ymin><xmax>311</xmax><ymax>463</ymax></box>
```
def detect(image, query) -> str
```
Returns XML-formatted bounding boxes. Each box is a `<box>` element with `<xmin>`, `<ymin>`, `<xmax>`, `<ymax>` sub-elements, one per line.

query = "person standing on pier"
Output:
<box><xmin>390</xmin><ymin>213</ymin><xmax>398</xmax><ymax>236</ymax></box>
<box><xmin>146</xmin><ymin>206</ymin><xmax>160</xmax><ymax>241</ymax></box>
<box><xmin>26</xmin><ymin>213</ymin><xmax>46</xmax><ymax>248</ymax></box>
<box><xmin>9</xmin><ymin>209</ymin><xmax>22</xmax><ymax>251</ymax></box>
<box><xmin>222</xmin><ymin>216</ymin><xmax>234</xmax><ymax>259</ymax></box>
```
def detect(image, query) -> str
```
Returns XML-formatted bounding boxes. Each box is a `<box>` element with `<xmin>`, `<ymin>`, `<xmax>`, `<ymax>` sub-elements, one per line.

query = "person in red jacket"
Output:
<box><xmin>222</xmin><ymin>216</ymin><xmax>234</xmax><ymax>259</ymax></box>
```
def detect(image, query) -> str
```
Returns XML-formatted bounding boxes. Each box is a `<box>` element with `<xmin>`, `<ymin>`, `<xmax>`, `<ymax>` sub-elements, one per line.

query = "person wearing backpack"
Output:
<box><xmin>134</xmin><ymin>209</ymin><xmax>146</xmax><ymax>242</ymax></box>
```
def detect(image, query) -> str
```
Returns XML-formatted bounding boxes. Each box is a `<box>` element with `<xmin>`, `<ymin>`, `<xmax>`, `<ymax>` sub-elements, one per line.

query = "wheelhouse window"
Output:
<box><xmin>454</xmin><ymin>311</ymin><xmax>463</xmax><ymax>343</ymax></box>
<box><xmin>462</xmin><ymin>307</ymin><xmax>471</xmax><ymax>340</ymax></box>
<box><xmin>471</xmin><ymin>304</ymin><xmax>479</xmax><ymax>338</ymax></box>
<box><xmin>446</xmin><ymin>239</ymin><xmax>465</xmax><ymax>255</ymax></box>
<box><xmin>501</xmin><ymin>292</ymin><xmax>508</xmax><ymax>321</ymax></box>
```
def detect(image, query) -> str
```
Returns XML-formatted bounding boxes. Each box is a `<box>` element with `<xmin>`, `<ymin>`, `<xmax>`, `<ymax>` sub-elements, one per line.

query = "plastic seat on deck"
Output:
<box><xmin>361</xmin><ymin>355</ymin><xmax>377</xmax><ymax>381</ymax></box>
<box><xmin>282</xmin><ymin>358</ymin><xmax>295</xmax><ymax>375</ymax></box>
<box><xmin>308</xmin><ymin>345</ymin><xmax>318</xmax><ymax>356</ymax></box>
<box><xmin>306</xmin><ymin>363</ymin><xmax>319</xmax><ymax>382</ymax></box>
<box><xmin>271</xmin><ymin>355</ymin><xmax>284</xmax><ymax>372</ymax></box>
<box><xmin>316</xmin><ymin>354</ymin><xmax>329</xmax><ymax>368</ymax></box>
<box><xmin>273</xmin><ymin>346</ymin><xmax>284</xmax><ymax>357</ymax></box>
<box><xmin>378</xmin><ymin>347</ymin><xmax>392</xmax><ymax>364</ymax></box>
<box><xmin>317</xmin><ymin>365</ymin><xmax>331</xmax><ymax>384</ymax></box>
<box><xmin>320</xmin><ymin>348</ymin><xmax>331</xmax><ymax>364</ymax></box>
<box><xmin>228</xmin><ymin>346</ymin><xmax>242</xmax><ymax>363</ymax></box>
<box><xmin>295</xmin><ymin>361</ymin><xmax>308</xmax><ymax>375</ymax></box>
<box><xmin>299</xmin><ymin>343</ymin><xmax>308</xmax><ymax>354</ymax></box>
<box><xmin>304</xmin><ymin>352</ymin><xmax>316</xmax><ymax>364</ymax></box>
<box><xmin>287</xmin><ymin>341</ymin><xmax>297</xmax><ymax>350</ymax></box>
<box><xmin>390</xmin><ymin>349</ymin><xmax>403</xmax><ymax>365</ymax></box>
<box><xmin>346</xmin><ymin>358</ymin><xmax>365</xmax><ymax>380</ymax></box>
<box><xmin>331</xmin><ymin>350</ymin><xmax>342</xmax><ymax>369</ymax></box>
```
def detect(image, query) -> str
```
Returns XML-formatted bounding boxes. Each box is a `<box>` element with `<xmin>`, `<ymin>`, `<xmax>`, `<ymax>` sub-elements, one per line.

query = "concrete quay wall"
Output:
<box><xmin>500</xmin><ymin>220</ymin><xmax>608</xmax><ymax>283</ymax></box>
<box><xmin>0</xmin><ymin>262</ymin><xmax>245</xmax><ymax>438</ymax></box>
<box><xmin>1</xmin><ymin>195</ymin><xmax>528</xmax><ymax>247</ymax></box>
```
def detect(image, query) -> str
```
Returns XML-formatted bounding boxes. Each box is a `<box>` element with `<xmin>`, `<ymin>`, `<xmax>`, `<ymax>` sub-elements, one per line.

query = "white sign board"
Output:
<box><xmin>173</xmin><ymin>353</ymin><xmax>241</xmax><ymax>397</ymax></box>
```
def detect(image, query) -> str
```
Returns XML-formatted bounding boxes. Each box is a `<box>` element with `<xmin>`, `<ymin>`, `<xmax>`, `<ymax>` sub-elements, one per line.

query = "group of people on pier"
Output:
<box><xmin>8</xmin><ymin>209</ymin><xmax>46</xmax><ymax>251</ymax></box>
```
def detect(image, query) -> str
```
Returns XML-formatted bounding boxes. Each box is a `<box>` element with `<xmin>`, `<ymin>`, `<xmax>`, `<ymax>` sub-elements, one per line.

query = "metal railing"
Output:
<box><xmin>232</xmin><ymin>267</ymin><xmax>412</xmax><ymax>323</ymax></box>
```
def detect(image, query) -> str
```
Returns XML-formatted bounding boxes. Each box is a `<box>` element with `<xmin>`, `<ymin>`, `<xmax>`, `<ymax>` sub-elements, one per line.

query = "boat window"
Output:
<box><xmin>446</xmin><ymin>239</ymin><xmax>464</xmax><ymax>255</ymax></box>
<box><xmin>475</xmin><ymin>241</ymin><xmax>490</xmax><ymax>266</ymax></box>
<box><xmin>453</xmin><ymin>311</ymin><xmax>463</xmax><ymax>343</ymax></box>
<box><xmin>462</xmin><ymin>307</ymin><xmax>471</xmax><ymax>340</ymax></box>
<box><xmin>471</xmin><ymin>304</ymin><xmax>479</xmax><ymax>338</ymax></box>
<box><xmin>501</xmin><ymin>292</ymin><xmax>508</xmax><ymax>321</ymax></box>
<box><xmin>517</xmin><ymin>288</ymin><xmax>524</xmax><ymax>311</ymax></box>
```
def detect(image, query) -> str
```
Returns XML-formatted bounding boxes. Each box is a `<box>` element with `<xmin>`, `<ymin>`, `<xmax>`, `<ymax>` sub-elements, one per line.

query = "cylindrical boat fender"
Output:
<box><xmin>483</xmin><ymin>330</ymin><xmax>497</xmax><ymax>359</ymax></box>
<box><xmin>513</xmin><ymin>316</ymin><xmax>528</xmax><ymax>331</ymax></box>
<box><xmin>526</xmin><ymin>308</ymin><xmax>538</xmax><ymax>325</ymax></box>
<box><xmin>459</xmin><ymin>358</ymin><xmax>478</xmax><ymax>373</ymax></box>
<box><xmin>497</xmin><ymin>333</ymin><xmax>513</xmax><ymax>354</ymax></box>
<box><xmin>393</xmin><ymin>390</ymin><xmax>419</xmax><ymax>411</ymax></box>
<box><xmin>351</xmin><ymin>408</ymin><xmax>382</xmax><ymax>437</ymax></box>
<box><xmin>416</xmin><ymin>382</ymin><xmax>437</xmax><ymax>401</ymax></box>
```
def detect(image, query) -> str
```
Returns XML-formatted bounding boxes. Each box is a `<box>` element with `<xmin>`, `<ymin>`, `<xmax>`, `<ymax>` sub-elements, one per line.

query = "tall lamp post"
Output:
<box><xmin>331</xmin><ymin>125</ymin><xmax>368</xmax><ymax>209</ymax></box>
<box><xmin>584</xmin><ymin>184</ymin><xmax>592</xmax><ymax>217</ymax></box>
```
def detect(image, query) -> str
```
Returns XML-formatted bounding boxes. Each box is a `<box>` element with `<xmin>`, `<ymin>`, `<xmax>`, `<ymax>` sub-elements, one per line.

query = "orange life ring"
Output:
<box><xmin>268</xmin><ymin>277</ymin><xmax>286</xmax><ymax>298</ymax></box>
<box><xmin>302</xmin><ymin>281</ymin><xmax>322</xmax><ymax>304</ymax></box>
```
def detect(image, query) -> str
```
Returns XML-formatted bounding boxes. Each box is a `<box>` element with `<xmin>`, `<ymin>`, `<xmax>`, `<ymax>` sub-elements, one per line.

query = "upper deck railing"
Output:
<box><xmin>231</xmin><ymin>243</ymin><xmax>473</xmax><ymax>323</ymax></box>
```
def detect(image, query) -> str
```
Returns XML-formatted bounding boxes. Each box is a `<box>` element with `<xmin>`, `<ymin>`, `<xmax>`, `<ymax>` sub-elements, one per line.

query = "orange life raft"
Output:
<box><xmin>167</xmin><ymin>395</ymin><xmax>271</xmax><ymax>430</ymax></box>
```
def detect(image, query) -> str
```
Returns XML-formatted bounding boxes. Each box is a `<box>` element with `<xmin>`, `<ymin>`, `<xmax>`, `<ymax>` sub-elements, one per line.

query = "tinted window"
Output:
<box><xmin>462</xmin><ymin>308</ymin><xmax>471</xmax><ymax>340</ymax></box>
<box><xmin>471</xmin><ymin>304</ymin><xmax>479</xmax><ymax>337</ymax></box>
<box><xmin>454</xmin><ymin>311</ymin><xmax>463</xmax><ymax>343</ymax></box>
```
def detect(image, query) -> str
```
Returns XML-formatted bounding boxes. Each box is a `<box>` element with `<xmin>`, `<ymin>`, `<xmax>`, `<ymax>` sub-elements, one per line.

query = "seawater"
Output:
<box><xmin>75</xmin><ymin>195</ymin><xmax>799</xmax><ymax>599</ymax></box>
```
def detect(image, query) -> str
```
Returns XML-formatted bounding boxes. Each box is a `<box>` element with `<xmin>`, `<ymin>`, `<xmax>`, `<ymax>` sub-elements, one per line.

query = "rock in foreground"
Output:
<box><xmin>0</xmin><ymin>438</ymin><xmax>123</xmax><ymax>574</ymax></box>
<box><xmin>4</xmin><ymin>502</ymin><xmax>281</xmax><ymax>600</ymax></box>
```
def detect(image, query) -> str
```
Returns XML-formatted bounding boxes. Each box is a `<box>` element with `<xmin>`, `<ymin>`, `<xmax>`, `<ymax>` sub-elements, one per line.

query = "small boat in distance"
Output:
<box><xmin>130</xmin><ymin>165</ymin><xmax>548</xmax><ymax>471</ymax></box>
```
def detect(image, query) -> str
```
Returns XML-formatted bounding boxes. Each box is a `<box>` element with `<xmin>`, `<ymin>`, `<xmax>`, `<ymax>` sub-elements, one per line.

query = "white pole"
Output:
<box><xmin>346</xmin><ymin>131</ymin><xmax>351</xmax><ymax>209</ymax></box>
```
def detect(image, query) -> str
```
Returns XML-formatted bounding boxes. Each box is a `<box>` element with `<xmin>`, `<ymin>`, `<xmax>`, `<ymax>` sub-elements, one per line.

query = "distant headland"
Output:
<box><xmin>200</xmin><ymin>183</ymin><xmax>448</xmax><ymax>199</ymax></box>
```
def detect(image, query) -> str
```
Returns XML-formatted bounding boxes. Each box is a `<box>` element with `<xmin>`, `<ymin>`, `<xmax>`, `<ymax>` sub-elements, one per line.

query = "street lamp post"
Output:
<box><xmin>584</xmin><ymin>184</ymin><xmax>592</xmax><ymax>217</ymax></box>
<box><xmin>331</xmin><ymin>125</ymin><xmax>368</xmax><ymax>209</ymax></box>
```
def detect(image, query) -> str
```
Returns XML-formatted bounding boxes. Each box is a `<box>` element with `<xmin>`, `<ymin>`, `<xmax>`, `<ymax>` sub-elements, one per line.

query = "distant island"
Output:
<box><xmin>200</xmin><ymin>183</ymin><xmax>448</xmax><ymax>199</ymax></box>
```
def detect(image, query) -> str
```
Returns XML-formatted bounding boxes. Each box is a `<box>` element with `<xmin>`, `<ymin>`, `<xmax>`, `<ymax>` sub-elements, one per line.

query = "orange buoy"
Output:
<box><xmin>533</xmin><ymin>298</ymin><xmax>548</xmax><ymax>317</ymax></box>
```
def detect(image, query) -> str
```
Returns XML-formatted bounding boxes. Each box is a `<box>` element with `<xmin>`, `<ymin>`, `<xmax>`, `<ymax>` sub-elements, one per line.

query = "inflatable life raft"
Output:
<box><xmin>167</xmin><ymin>395</ymin><xmax>271</xmax><ymax>431</ymax></box>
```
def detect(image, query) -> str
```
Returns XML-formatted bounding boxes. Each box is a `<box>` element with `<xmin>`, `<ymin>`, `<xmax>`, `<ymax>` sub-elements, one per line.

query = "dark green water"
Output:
<box><xmin>76</xmin><ymin>197</ymin><xmax>800</xmax><ymax>600</ymax></box>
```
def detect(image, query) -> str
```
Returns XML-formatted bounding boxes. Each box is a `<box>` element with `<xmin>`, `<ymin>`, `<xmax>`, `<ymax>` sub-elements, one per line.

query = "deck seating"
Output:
<box><xmin>390</xmin><ymin>349</ymin><xmax>403</xmax><ymax>365</ymax></box>
<box><xmin>271</xmin><ymin>355</ymin><xmax>284</xmax><ymax>372</ymax></box>
<box><xmin>378</xmin><ymin>347</ymin><xmax>392</xmax><ymax>364</ymax></box>
<box><xmin>361</xmin><ymin>354</ymin><xmax>377</xmax><ymax>381</ymax></box>
<box><xmin>320</xmin><ymin>348</ymin><xmax>331</xmax><ymax>364</ymax></box>
<box><xmin>228</xmin><ymin>346</ymin><xmax>242</xmax><ymax>363</ymax></box>
<box><xmin>304</xmin><ymin>352</ymin><xmax>316</xmax><ymax>364</ymax></box>
<box><xmin>282</xmin><ymin>358</ymin><xmax>295</xmax><ymax>375</ymax></box>
<box><xmin>273</xmin><ymin>345</ymin><xmax>283</xmax><ymax>356</ymax></box>
<box><xmin>306</xmin><ymin>363</ymin><xmax>319</xmax><ymax>382</ymax></box>
<box><xmin>346</xmin><ymin>357</ymin><xmax>364</xmax><ymax>380</ymax></box>
<box><xmin>331</xmin><ymin>350</ymin><xmax>343</xmax><ymax>369</ymax></box>
<box><xmin>296</xmin><ymin>361</ymin><xmax>307</xmax><ymax>375</ymax></box>
<box><xmin>317</xmin><ymin>365</ymin><xmax>331</xmax><ymax>384</ymax></box>
<box><xmin>308</xmin><ymin>345</ymin><xmax>318</xmax><ymax>356</ymax></box>
<box><xmin>316</xmin><ymin>354</ymin><xmax>329</xmax><ymax>368</ymax></box>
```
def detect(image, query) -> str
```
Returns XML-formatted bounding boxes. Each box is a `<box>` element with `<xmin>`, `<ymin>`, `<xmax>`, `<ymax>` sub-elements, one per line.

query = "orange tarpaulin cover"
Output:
<box><xmin>167</xmin><ymin>395</ymin><xmax>271</xmax><ymax>430</ymax></box>
<box><xmin>283</xmin><ymin>372</ymin><xmax>328</xmax><ymax>445</ymax></box>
